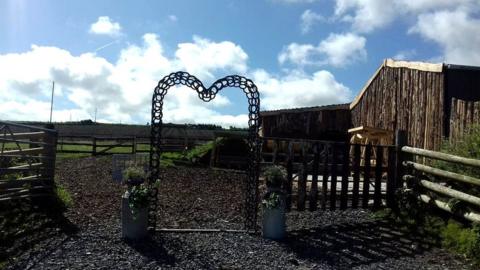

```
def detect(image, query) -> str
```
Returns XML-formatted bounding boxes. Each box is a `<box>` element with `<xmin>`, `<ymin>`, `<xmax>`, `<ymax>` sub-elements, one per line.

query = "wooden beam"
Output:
<box><xmin>1</xmin><ymin>147</ymin><xmax>44</xmax><ymax>155</ymax></box>
<box><xmin>418</xmin><ymin>194</ymin><xmax>480</xmax><ymax>223</ymax></box>
<box><xmin>402</xmin><ymin>146</ymin><xmax>480</xmax><ymax>168</ymax></box>
<box><xmin>404</xmin><ymin>161</ymin><xmax>480</xmax><ymax>186</ymax></box>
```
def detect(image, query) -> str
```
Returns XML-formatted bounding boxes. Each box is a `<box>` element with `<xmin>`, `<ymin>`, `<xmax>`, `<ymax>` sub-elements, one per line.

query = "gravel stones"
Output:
<box><xmin>4</xmin><ymin>157</ymin><xmax>472</xmax><ymax>269</ymax></box>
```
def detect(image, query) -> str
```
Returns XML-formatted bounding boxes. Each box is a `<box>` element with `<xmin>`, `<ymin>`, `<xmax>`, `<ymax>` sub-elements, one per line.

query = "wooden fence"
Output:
<box><xmin>57</xmin><ymin>135</ymin><xmax>209</xmax><ymax>156</ymax></box>
<box><xmin>0</xmin><ymin>121</ymin><xmax>57</xmax><ymax>201</ymax></box>
<box><xmin>262</xmin><ymin>137</ymin><xmax>397</xmax><ymax>211</ymax></box>
<box><xmin>402</xmin><ymin>146</ymin><xmax>480</xmax><ymax>223</ymax></box>
<box><xmin>449</xmin><ymin>98</ymin><xmax>480</xmax><ymax>143</ymax></box>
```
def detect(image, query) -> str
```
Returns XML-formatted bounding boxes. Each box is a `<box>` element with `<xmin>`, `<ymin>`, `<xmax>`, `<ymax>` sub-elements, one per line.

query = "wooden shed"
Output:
<box><xmin>260</xmin><ymin>104</ymin><xmax>351</xmax><ymax>141</ymax></box>
<box><xmin>350</xmin><ymin>59</ymin><xmax>480</xmax><ymax>150</ymax></box>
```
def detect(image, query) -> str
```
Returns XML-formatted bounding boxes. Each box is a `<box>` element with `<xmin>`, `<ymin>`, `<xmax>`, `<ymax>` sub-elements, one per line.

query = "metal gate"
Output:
<box><xmin>148</xmin><ymin>72</ymin><xmax>261</xmax><ymax>232</ymax></box>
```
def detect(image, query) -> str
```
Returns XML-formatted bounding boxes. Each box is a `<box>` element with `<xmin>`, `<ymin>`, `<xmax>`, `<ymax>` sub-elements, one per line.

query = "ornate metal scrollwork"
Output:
<box><xmin>149</xmin><ymin>71</ymin><xmax>261</xmax><ymax>232</ymax></box>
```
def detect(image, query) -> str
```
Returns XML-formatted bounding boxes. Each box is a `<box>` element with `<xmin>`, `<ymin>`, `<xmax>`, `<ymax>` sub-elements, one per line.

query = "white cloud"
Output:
<box><xmin>279</xmin><ymin>32</ymin><xmax>367</xmax><ymax>67</ymax></box>
<box><xmin>393</xmin><ymin>49</ymin><xmax>417</xmax><ymax>61</ymax></box>
<box><xmin>333</xmin><ymin>0</ymin><xmax>477</xmax><ymax>33</ymax></box>
<box><xmin>300</xmin><ymin>9</ymin><xmax>324</xmax><ymax>34</ymax></box>
<box><xmin>89</xmin><ymin>16</ymin><xmax>122</xmax><ymax>36</ymax></box>
<box><xmin>0</xmin><ymin>32</ymin><xmax>354</xmax><ymax>127</ymax></box>
<box><xmin>409</xmin><ymin>8</ymin><xmax>480</xmax><ymax>65</ymax></box>
<box><xmin>253</xmin><ymin>69</ymin><xmax>352</xmax><ymax>110</ymax></box>
<box><xmin>175</xmin><ymin>36</ymin><xmax>248</xmax><ymax>79</ymax></box>
<box><xmin>168</xmin><ymin>15</ymin><xmax>178</xmax><ymax>22</ymax></box>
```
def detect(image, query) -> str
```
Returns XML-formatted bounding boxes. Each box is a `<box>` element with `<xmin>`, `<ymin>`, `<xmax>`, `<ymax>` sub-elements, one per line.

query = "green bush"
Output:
<box><xmin>55</xmin><ymin>184</ymin><xmax>73</xmax><ymax>208</ymax></box>
<box><xmin>435</xmin><ymin>125</ymin><xmax>480</xmax><ymax>196</ymax></box>
<box><xmin>441</xmin><ymin>221</ymin><xmax>480</xmax><ymax>263</ymax></box>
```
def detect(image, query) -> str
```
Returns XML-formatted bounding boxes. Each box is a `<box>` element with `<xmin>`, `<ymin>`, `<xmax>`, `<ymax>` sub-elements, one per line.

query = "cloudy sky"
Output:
<box><xmin>1</xmin><ymin>0</ymin><xmax>479</xmax><ymax>127</ymax></box>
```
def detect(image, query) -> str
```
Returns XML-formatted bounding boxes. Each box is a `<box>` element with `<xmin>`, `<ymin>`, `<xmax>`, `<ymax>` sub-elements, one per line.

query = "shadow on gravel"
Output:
<box><xmin>285</xmin><ymin>219</ymin><xmax>436</xmax><ymax>269</ymax></box>
<box><xmin>1</xmin><ymin>197</ymin><xmax>79</xmax><ymax>268</ymax></box>
<box><xmin>125</xmin><ymin>235</ymin><xmax>176</xmax><ymax>266</ymax></box>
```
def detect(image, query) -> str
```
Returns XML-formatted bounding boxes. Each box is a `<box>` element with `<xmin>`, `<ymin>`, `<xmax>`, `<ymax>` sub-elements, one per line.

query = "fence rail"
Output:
<box><xmin>401</xmin><ymin>145</ymin><xmax>480</xmax><ymax>223</ymax></box>
<box><xmin>0</xmin><ymin>121</ymin><xmax>57</xmax><ymax>201</ymax></box>
<box><xmin>57</xmin><ymin>135</ymin><xmax>210</xmax><ymax>156</ymax></box>
<box><xmin>261</xmin><ymin>137</ymin><xmax>396</xmax><ymax>211</ymax></box>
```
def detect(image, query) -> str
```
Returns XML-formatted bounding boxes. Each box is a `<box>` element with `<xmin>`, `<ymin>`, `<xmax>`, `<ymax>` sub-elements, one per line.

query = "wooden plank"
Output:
<box><xmin>0</xmin><ymin>178</ymin><xmax>52</xmax><ymax>188</ymax></box>
<box><xmin>362</xmin><ymin>143</ymin><xmax>372</xmax><ymax>208</ymax></box>
<box><xmin>352</xmin><ymin>144</ymin><xmax>361</xmax><ymax>208</ymax></box>
<box><xmin>0</xmin><ymin>138</ymin><xmax>51</xmax><ymax>147</ymax></box>
<box><xmin>404</xmin><ymin>161</ymin><xmax>480</xmax><ymax>186</ymax></box>
<box><xmin>374</xmin><ymin>145</ymin><xmax>383</xmax><ymax>209</ymax></box>
<box><xmin>340</xmin><ymin>143</ymin><xmax>350</xmax><ymax>209</ymax></box>
<box><xmin>386</xmin><ymin>146</ymin><xmax>396</xmax><ymax>209</ymax></box>
<box><xmin>309</xmin><ymin>143</ymin><xmax>320</xmax><ymax>211</ymax></box>
<box><xmin>402</xmin><ymin>146</ymin><xmax>480</xmax><ymax>168</ymax></box>
<box><xmin>409</xmin><ymin>177</ymin><xmax>480</xmax><ymax>207</ymax></box>
<box><xmin>418</xmin><ymin>194</ymin><xmax>480</xmax><ymax>223</ymax></box>
<box><xmin>1</xmin><ymin>147</ymin><xmax>44</xmax><ymax>155</ymax></box>
<box><xmin>297</xmin><ymin>141</ymin><xmax>307</xmax><ymax>211</ymax></box>
<box><xmin>7</xmin><ymin>162</ymin><xmax>43</xmax><ymax>170</ymax></box>
<box><xmin>321</xmin><ymin>143</ymin><xmax>329</xmax><ymax>210</ymax></box>
<box><xmin>285</xmin><ymin>141</ymin><xmax>293</xmax><ymax>210</ymax></box>
<box><xmin>8</xmin><ymin>131</ymin><xmax>45</xmax><ymax>140</ymax></box>
<box><xmin>330</xmin><ymin>143</ymin><xmax>338</xmax><ymax>210</ymax></box>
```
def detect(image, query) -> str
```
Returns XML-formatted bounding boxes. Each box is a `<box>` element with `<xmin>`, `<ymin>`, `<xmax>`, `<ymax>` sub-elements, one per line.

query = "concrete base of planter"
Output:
<box><xmin>262</xmin><ymin>207</ymin><xmax>286</xmax><ymax>240</ymax></box>
<box><xmin>121</xmin><ymin>192</ymin><xmax>148</xmax><ymax>240</ymax></box>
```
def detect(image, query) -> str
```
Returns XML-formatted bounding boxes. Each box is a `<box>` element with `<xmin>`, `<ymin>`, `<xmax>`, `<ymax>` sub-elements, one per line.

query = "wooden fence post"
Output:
<box><xmin>373</xmin><ymin>145</ymin><xmax>383</xmax><ymax>209</ymax></box>
<box><xmin>330</xmin><ymin>143</ymin><xmax>338</xmax><ymax>210</ymax></box>
<box><xmin>42</xmin><ymin>130</ymin><xmax>57</xmax><ymax>185</ymax></box>
<box><xmin>395</xmin><ymin>130</ymin><xmax>408</xmax><ymax>189</ymax></box>
<box><xmin>309</xmin><ymin>142</ymin><xmax>320</xmax><ymax>211</ymax></box>
<box><xmin>285</xmin><ymin>141</ymin><xmax>293</xmax><ymax>210</ymax></box>
<box><xmin>340</xmin><ymin>142</ymin><xmax>350</xmax><ymax>209</ymax></box>
<box><xmin>352</xmin><ymin>144</ymin><xmax>361</xmax><ymax>208</ymax></box>
<box><xmin>92</xmin><ymin>136</ymin><xmax>97</xmax><ymax>156</ymax></box>
<box><xmin>132</xmin><ymin>136</ymin><xmax>137</xmax><ymax>154</ymax></box>
<box><xmin>386</xmin><ymin>146</ymin><xmax>396</xmax><ymax>209</ymax></box>
<box><xmin>297</xmin><ymin>141</ymin><xmax>307</xmax><ymax>211</ymax></box>
<box><xmin>362</xmin><ymin>143</ymin><xmax>372</xmax><ymax>208</ymax></box>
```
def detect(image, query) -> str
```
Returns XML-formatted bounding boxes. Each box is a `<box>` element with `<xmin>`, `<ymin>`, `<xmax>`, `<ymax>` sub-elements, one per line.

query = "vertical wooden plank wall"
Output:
<box><xmin>350</xmin><ymin>66</ymin><xmax>444</xmax><ymax>150</ymax></box>
<box><xmin>449</xmin><ymin>98</ymin><xmax>480</xmax><ymax>143</ymax></box>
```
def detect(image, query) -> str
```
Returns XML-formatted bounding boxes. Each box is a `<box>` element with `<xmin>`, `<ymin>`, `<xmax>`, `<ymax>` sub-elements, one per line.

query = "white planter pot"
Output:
<box><xmin>121</xmin><ymin>191</ymin><xmax>148</xmax><ymax>240</ymax></box>
<box><xmin>262</xmin><ymin>206</ymin><xmax>286</xmax><ymax>240</ymax></box>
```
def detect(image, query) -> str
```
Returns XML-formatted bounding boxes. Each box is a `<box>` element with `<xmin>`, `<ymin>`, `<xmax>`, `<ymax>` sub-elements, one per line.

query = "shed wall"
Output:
<box><xmin>351</xmin><ymin>66</ymin><xmax>445</xmax><ymax>150</ymax></box>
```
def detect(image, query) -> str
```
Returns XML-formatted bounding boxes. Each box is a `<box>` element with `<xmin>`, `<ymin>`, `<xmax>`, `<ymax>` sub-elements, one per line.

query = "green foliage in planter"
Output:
<box><xmin>123</xmin><ymin>166</ymin><xmax>147</xmax><ymax>181</ymax></box>
<box><xmin>262</xmin><ymin>192</ymin><xmax>283</xmax><ymax>209</ymax></box>
<box><xmin>441</xmin><ymin>220</ymin><xmax>480</xmax><ymax>264</ymax></box>
<box><xmin>263</xmin><ymin>165</ymin><xmax>287</xmax><ymax>189</ymax></box>
<box><xmin>128</xmin><ymin>183</ymin><xmax>150</xmax><ymax>219</ymax></box>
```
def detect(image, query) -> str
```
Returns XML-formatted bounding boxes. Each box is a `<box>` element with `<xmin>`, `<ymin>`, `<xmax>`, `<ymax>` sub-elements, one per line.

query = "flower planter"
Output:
<box><xmin>121</xmin><ymin>191</ymin><xmax>148</xmax><ymax>240</ymax></box>
<box><xmin>262</xmin><ymin>206</ymin><xmax>286</xmax><ymax>240</ymax></box>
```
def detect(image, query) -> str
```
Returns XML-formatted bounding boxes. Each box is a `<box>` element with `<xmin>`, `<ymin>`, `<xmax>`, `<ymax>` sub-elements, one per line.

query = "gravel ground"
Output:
<box><xmin>4</xmin><ymin>157</ymin><xmax>472</xmax><ymax>269</ymax></box>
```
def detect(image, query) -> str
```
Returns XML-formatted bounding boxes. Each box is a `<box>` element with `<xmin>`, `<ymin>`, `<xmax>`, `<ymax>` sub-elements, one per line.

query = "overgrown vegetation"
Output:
<box><xmin>434</xmin><ymin>124</ymin><xmax>480</xmax><ymax>197</ymax></box>
<box><xmin>375</xmin><ymin>204</ymin><xmax>480</xmax><ymax>267</ymax></box>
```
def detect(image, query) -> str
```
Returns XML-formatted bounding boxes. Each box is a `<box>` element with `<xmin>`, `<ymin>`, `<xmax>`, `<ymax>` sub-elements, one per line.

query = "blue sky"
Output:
<box><xmin>1</xmin><ymin>0</ymin><xmax>479</xmax><ymax>126</ymax></box>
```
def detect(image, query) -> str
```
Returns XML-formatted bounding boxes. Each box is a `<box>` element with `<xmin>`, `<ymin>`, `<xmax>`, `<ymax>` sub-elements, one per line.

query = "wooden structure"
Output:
<box><xmin>348</xmin><ymin>126</ymin><xmax>393</xmax><ymax>167</ymax></box>
<box><xmin>264</xmin><ymin>137</ymin><xmax>397</xmax><ymax>211</ymax></box>
<box><xmin>401</xmin><ymin>145</ymin><xmax>480</xmax><ymax>223</ymax></box>
<box><xmin>260</xmin><ymin>104</ymin><xmax>351</xmax><ymax>141</ymax></box>
<box><xmin>350</xmin><ymin>59</ymin><xmax>480</xmax><ymax>150</ymax></box>
<box><xmin>0</xmin><ymin>122</ymin><xmax>58</xmax><ymax>201</ymax></box>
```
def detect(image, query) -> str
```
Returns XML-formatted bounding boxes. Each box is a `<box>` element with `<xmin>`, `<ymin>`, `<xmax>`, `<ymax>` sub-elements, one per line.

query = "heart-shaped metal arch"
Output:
<box><xmin>148</xmin><ymin>71</ymin><xmax>261</xmax><ymax>232</ymax></box>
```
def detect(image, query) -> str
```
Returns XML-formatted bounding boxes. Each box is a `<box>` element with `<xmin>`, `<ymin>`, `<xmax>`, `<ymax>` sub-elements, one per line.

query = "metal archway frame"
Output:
<box><xmin>149</xmin><ymin>71</ymin><xmax>261</xmax><ymax>232</ymax></box>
